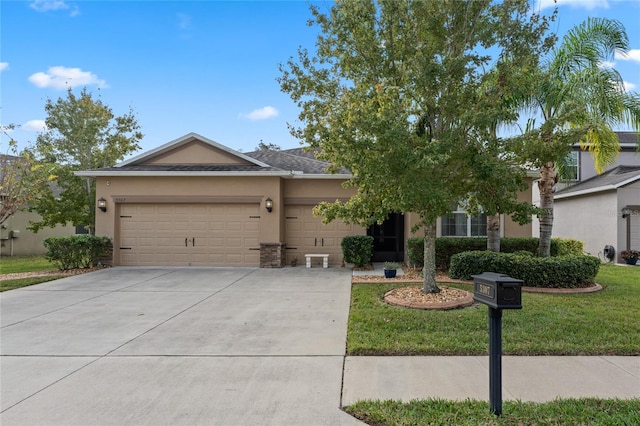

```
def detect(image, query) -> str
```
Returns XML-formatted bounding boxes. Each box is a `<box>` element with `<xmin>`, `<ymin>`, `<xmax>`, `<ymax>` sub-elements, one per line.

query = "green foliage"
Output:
<box><xmin>555</xmin><ymin>238</ymin><xmax>584</xmax><ymax>256</ymax></box>
<box><xmin>511</xmin><ymin>17</ymin><xmax>640</xmax><ymax>257</ymax></box>
<box><xmin>383</xmin><ymin>262</ymin><xmax>401</xmax><ymax>270</ymax></box>
<box><xmin>407</xmin><ymin>237</ymin><xmax>581</xmax><ymax>270</ymax></box>
<box><xmin>280</xmin><ymin>0</ymin><xmax>555</xmax><ymax>289</ymax></box>
<box><xmin>44</xmin><ymin>235</ymin><xmax>111</xmax><ymax>270</ymax></box>
<box><xmin>449</xmin><ymin>251</ymin><xmax>600</xmax><ymax>288</ymax></box>
<box><xmin>341</xmin><ymin>235</ymin><xmax>374</xmax><ymax>267</ymax></box>
<box><xmin>28</xmin><ymin>88</ymin><xmax>143</xmax><ymax>233</ymax></box>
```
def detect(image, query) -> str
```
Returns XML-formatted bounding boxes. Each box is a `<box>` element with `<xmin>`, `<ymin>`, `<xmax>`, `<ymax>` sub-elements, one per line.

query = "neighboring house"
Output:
<box><xmin>0</xmin><ymin>155</ymin><xmax>75</xmax><ymax>257</ymax></box>
<box><xmin>0</xmin><ymin>210</ymin><xmax>76</xmax><ymax>257</ymax></box>
<box><xmin>540</xmin><ymin>132</ymin><xmax>640</xmax><ymax>262</ymax></box>
<box><xmin>77</xmin><ymin>133</ymin><xmax>534</xmax><ymax>267</ymax></box>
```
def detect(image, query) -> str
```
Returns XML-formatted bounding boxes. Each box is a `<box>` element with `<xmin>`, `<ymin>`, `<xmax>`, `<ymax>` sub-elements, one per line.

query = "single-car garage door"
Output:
<box><xmin>118</xmin><ymin>203</ymin><xmax>260</xmax><ymax>266</ymax></box>
<box><xmin>285</xmin><ymin>205</ymin><xmax>365</xmax><ymax>266</ymax></box>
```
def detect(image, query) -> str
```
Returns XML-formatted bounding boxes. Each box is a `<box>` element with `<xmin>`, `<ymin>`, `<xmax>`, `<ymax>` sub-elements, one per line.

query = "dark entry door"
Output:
<box><xmin>367</xmin><ymin>213</ymin><xmax>404</xmax><ymax>262</ymax></box>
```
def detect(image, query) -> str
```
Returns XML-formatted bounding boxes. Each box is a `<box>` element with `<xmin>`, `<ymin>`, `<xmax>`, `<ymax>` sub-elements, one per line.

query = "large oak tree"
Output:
<box><xmin>280</xmin><ymin>0</ymin><xmax>554</xmax><ymax>292</ymax></box>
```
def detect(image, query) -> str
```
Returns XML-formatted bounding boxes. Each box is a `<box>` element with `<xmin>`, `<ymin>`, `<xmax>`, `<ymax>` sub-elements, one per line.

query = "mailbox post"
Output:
<box><xmin>472</xmin><ymin>272</ymin><xmax>523</xmax><ymax>416</ymax></box>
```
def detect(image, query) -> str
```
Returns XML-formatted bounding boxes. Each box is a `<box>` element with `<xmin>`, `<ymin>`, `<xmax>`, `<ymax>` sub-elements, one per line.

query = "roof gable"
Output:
<box><xmin>118</xmin><ymin>133</ymin><xmax>269</xmax><ymax>168</ymax></box>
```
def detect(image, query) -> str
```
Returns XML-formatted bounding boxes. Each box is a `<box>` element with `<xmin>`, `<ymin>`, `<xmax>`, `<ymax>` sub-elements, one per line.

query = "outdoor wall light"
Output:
<box><xmin>98</xmin><ymin>197</ymin><xmax>107</xmax><ymax>212</ymax></box>
<box><xmin>265</xmin><ymin>197</ymin><xmax>273</xmax><ymax>213</ymax></box>
<box><xmin>622</xmin><ymin>207</ymin><xmax>630</xmax><ymax>219</ymax></box>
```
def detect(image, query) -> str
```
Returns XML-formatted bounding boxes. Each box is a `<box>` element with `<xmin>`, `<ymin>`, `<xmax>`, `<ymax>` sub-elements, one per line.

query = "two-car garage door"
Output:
<box><xmin>118</xmin><ymin>203</ymin><xmax>260</xmax><ymax>266</ymax></box>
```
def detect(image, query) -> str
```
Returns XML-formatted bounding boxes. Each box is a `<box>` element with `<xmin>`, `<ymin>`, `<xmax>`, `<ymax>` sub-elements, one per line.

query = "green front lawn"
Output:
<box><xmin>346</xmin><ymin>264</ymin><xmax>639</xmax><ymax>425</ymax></box>
<box><xmin>347</xmin><ymin>264</ymin><xmax>640</xmax><ymax>355</ymax></box>
<box><xmin>0</xmin><ymin>255</ymin><xmax>55</xmax><ymax>274</ymax></box>
<box><xmin>1</xmin><ymin>255</ymin><xmax>60</xmax><ymax>291</ymax></box>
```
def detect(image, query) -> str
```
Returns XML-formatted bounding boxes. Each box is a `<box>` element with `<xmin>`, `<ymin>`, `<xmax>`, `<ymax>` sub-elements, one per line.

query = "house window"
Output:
<box><xmin>441</xmin><ymin>206</ymin><xmax>487</xmax><ymax>237</ymax></box>
<box><xmin>560</xmin><ymin>151</ymin><xmax>579</xmax><ymax>181</ymax></box>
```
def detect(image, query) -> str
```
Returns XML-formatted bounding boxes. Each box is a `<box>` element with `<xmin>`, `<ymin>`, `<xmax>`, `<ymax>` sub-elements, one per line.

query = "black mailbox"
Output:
<box><xmin>472</xmin><ymin>272</ymin><xmax>523</xmax><ymax>310</ymax></box>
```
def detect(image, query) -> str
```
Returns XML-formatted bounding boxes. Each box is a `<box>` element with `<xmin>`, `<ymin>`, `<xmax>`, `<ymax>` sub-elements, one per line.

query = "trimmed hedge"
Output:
<box><xmin>341</xmin><ymin>235</ymin><xmax>374</xmax><ymax>267</ymax></box>
<box><xmin>44</xmin><ymin>235</ymin><xmax>112</xmax><ymax>270</ymax></box>
<box><xmin>449</xmin><ymin>251</ymin><xmax>600</xmax><ymax>288</ymax></box>
<box><xmin>407</xmin><ymin>237</ymin><xmax>584</xmax><ymax>270</ymax></box>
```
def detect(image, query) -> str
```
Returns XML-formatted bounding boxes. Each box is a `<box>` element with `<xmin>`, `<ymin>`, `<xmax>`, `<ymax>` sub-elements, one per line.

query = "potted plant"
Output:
<box><xmin>620</xmin><ymin>250</ymin><xmax>640</xmax><ymax>265</ymax></box>
<box><xmin>383</xmin><ymin>262</ymin><xmax>401</xmax><ymax>278</ymax></box>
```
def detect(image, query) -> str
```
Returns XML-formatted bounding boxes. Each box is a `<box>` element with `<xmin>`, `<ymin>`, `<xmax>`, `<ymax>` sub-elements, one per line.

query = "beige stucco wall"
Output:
<box><xmin>95</xmin><ymin>171</ymin><xmax>536</xmax><ymax>265</ymax></box>
<box><xmin>554</xmin><ymin>191</ymin><xmax>618</xmax><ymax>258</ymax></box>
<box><xmin>146</xmin><ymin>141</ymin><xmax>252</xmax><ymax>165</ymax></box>
<box><xmin>95</xmin><ymin>175</ymin><xmax>283</xmax><ymax>245</ymax></box>
<box><xmin>0</xmin><ymin>210</ymin><xmax>75</xmax><ymax>257</ymax></box>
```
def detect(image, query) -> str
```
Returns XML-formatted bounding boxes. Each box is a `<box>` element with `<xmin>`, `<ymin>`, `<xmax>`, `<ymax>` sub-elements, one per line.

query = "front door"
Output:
<box><xmin>367</xmin><ymin>213</ymin><xmax>404</xmax><ymax>262</ymax></box>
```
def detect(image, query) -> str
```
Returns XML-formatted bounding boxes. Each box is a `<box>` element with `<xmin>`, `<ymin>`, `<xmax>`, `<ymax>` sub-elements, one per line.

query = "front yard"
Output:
<box><xmin>347</xmin><ymin>264</ymin><xmax>640</xmax><ymax>356</ymax></box>
<box><xmin>345</xmin><ymin>264</ymin><xmax>640</xmax><ymax>425</ymax></box>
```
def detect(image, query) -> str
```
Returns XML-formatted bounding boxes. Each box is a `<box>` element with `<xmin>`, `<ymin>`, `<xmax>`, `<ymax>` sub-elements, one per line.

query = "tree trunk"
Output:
<box><xmin>537</xmin><ymin>162</ymin><xmax>555</xmax><ymax>257</ymax></box>
<box><xmin>486</xmin><ymin>214</ymin><xmax>501</xmax><ymax>252</ymax></box>
<box><xmin>422</xmin><ymin>220</ymin><xmax>440</xmax><ymax>294</ymax></box>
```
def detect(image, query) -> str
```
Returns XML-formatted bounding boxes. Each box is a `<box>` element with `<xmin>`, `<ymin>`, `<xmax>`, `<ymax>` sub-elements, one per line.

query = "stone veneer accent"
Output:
<box><xmin>260</xmin><ymin>242</ymin><xmax>286</xmax><ymax>268</ymax></box>
<box><xmin>98</xmin><ymin>240</ymin><xmax>114</xmax><ymax>267</ymax></box>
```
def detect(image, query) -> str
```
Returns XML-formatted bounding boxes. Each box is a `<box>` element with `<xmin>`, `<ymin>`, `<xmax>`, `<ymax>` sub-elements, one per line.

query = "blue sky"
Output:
<box><xmin>2</xmin><ymin>0</ymin><xmax>639</xmax><ymax>157</ymax></box>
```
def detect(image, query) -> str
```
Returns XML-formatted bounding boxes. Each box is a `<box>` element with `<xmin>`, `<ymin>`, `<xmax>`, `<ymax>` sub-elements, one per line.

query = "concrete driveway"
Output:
<box><xmin>1</xmin><ymin>267</ymin><xmax>363</xmax><ymax>425</ymax></box>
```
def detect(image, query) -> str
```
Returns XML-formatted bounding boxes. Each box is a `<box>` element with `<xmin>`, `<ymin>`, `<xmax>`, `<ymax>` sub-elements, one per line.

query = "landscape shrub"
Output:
<box><xmin>341</xmin><ymin>235</ymin><xmax>374</xmax><ymax>267</ymax></box>
<box><xmin>449</xmin><ymin>251</ymin><xmax>600</xmax><ymax>288</ymax></box>
<box><xmin>555</xmin><ymin>238</ymin><xmax>584</xmax><ymax>256</ymax></box>
<box><xmin>44</xmin><ymin>235</ymin><xmax>112</xmax><ymax>270</ymax></box>
<box><xmin>407</xmin><ymin>237</ymin><xmax>584</xmax><ymax>269</ymax></box>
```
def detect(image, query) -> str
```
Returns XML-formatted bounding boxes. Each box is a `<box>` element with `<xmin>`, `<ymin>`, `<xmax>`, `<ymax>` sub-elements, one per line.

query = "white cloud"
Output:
<box><xmin>22</xmin><ymin>120</ymin><xmax>48</xmax><ymax>132</ymax></box>
<box><xmin>536</xmin><ymin>0</ymin><xmax>609</xmax><ymax>11</ymax></box>
<box><xmin>28</xmin><ymin>66</ymin><xmax>107</xmax><ymax>89</ymax></box>
<box><xmin>0</xmin><ymin>62</ymin><xmax>8</xmax><ymax>72</ymax></box>
<box><xmin>623</xmin><ymin>81</ymin><xmax>637</xmax><ymax>92</ymax></box>
<box><xmin>240</xmin><ymin>106</ymin><xmax>279</xmax><ymax>120</ymax></box>
<box><xmin>177</xmin><ymin>13</ymin><xmax>192</xmax><ymax>30</ymax></box>
<box><xmin>615</xmin><ymin>49</ymin><xmax>640</xmax><ymax>63</ymax></box>
<box><xmin>598</xmin><ymin>61</ymin><xmax>615</xmax><ymax>69</ymax></box>
<box><xmin>29</xmin><ymin>1</ymin><xmax>79</xmax><ymax>16</ymax></box>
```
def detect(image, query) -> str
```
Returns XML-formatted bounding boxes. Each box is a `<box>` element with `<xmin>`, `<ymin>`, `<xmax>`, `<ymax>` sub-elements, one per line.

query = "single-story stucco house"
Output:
<box><xmin>77</xmin><ymin>133</ymin><xmax>534</xmax><ymax>267</ymax></box>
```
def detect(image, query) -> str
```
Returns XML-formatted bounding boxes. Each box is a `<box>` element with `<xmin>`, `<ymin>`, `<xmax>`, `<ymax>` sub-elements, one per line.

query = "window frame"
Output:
<box><xmin>440</xmin><ymin>204</ymin><xmax>487</xmax><ymax>237</ymax></box>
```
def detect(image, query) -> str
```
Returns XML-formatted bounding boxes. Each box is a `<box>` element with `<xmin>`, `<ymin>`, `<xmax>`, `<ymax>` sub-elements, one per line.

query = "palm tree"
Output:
<box><xmin>518</xmin><ymin>17</ymin><xmax>640</xmax><ymax>257</ymax></box>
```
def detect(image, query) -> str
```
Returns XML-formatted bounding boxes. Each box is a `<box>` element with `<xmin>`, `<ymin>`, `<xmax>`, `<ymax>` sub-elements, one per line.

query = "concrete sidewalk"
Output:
<box><xmin>342</xmin><ymin>356</ymin><xmax>640</xmax><ymax>405</ymax></box>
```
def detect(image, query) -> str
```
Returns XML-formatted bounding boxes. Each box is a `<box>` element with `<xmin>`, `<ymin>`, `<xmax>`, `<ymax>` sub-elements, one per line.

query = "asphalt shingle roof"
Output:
<box><xmin>245</xmin><ymin>148</ymin><xmax>350</xmax><ymax>175</ymax></box>
<box><xmin>556</xmin><ymin>165</ymin><xmax>640</xmax><ymax>196</ymax></box>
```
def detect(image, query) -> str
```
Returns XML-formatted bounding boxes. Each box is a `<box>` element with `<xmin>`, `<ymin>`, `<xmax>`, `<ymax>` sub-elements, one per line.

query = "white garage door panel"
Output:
<box><xmin>285</xmin><ymin>205</ymin><xmax>365</xmax><ymax>266</ymax></box>
<box><xmin>118</xmin><ymin>203</ymin><xmax>259</xmax><ymax>266</ymax></box>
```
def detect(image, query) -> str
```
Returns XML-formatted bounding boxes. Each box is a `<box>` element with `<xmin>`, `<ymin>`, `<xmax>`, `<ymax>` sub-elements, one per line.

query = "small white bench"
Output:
<box><xmin>305</xmin><ymin>254</ymin><xmax>329</xmax><ymax>268</ymax></box>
